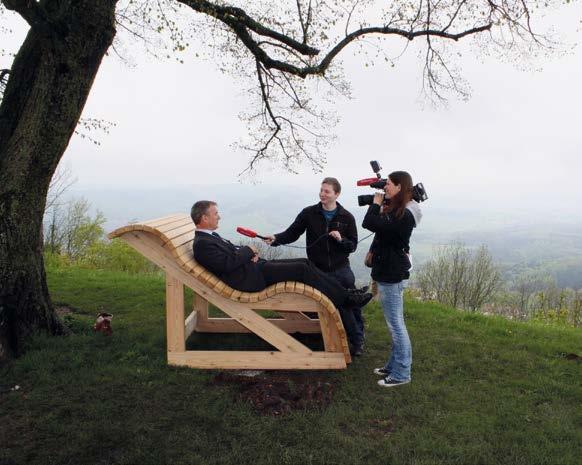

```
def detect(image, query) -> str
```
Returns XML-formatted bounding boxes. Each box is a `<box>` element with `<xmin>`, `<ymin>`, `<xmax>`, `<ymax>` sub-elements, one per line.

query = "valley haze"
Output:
<box><xmin>69</xmin><ymin>184</ymin><xmax>582</xmax><ymax>289</ymax></box>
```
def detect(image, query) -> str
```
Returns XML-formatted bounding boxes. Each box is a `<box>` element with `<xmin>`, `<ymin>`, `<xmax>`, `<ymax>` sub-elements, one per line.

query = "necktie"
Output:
<box><xmin>211</xmin><ymin>232</ymin><xmax>237</xmax><ymax>249</ymax></box>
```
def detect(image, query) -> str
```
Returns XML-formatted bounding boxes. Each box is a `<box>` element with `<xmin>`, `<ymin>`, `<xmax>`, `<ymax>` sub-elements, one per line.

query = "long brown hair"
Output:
<box><xmin>384</xmin><ymin>171</ymin><xmax>413</xmax><ymax>219</ymax></box>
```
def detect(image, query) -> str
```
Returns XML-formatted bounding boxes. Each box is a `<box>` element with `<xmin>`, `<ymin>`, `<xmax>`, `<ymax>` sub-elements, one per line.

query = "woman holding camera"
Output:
<box><xmin>362</xmin><ymin>171</ymin><xmax>422</xmax><ymax>387</ymax></box>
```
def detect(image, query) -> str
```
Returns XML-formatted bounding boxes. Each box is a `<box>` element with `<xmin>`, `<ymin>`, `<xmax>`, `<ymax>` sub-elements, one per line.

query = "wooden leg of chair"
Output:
<box><xmin>166</xmin><ymin>274</ymin><xmax>185</xmax><ymax>352</ymax></box>
<box><xmin>193</xmin><ymin>293</ymin><xmax>209</xmax><ymax>332</ymax></box>
<box><xmin>185</xmin><ymin>310</ymin><xmax>198</xmax><ymax>340</ymax></box>
<box><xmin>318</xmin><ymin>304</ymin><xmax>342</xmax><ymax>353</ymax></box>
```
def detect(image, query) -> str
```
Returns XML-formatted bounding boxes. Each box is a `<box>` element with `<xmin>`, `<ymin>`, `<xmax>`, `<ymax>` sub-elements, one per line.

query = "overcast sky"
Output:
<box><xmin>2</xmin><ymin>3</ymin><xmax>582</xmax><ymax>220</ymax></box>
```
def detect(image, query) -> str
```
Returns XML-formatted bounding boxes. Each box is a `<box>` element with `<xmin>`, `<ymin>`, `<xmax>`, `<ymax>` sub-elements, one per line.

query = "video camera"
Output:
<box><xmin>357</xmin><ymin>160</ymin><xmax>428</xmax><ymax>206</ymax></box>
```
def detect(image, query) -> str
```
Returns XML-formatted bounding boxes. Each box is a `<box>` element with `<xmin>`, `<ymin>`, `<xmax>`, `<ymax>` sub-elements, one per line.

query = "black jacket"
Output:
<box><xmin>272</xmin><ymin>202</ymin><xmax>357</xmax><ymax>272</ymax></box>
<box><xmin>193</xmin><ymin>231</ymin><xmax>266</xmax><ymax>292</ymax></box>
<box><xmin>362</xmin><ymin>204</ymin><xmax>416</xmax><ymax>283</ymax></box>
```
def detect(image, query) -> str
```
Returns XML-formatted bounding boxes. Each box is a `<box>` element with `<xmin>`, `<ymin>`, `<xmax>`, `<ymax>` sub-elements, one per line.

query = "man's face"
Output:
<box><xmin>202</xmin><ymin>205</ymin><xmax>221</xmax><ymax>230</ymax></box>
<box><xmin>319</xmin><ymin>183</ymin><xmax>339</xmax><ymax>204</ymax></box>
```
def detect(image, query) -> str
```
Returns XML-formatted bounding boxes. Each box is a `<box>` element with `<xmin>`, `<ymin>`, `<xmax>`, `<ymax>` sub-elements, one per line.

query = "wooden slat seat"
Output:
<box><xmin>108</xmin><ymin>214</ymin><xmax>351</xmax><ymax>370</ymax></box>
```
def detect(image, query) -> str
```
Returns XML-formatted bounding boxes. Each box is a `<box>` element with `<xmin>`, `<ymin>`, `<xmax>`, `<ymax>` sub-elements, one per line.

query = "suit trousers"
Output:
<box><xmin>325</xmin><ymin>265</ymin><xmax>365</xmax><ymax>349</ymax></box>
<box><xmin>260</xmin><ymin>258</ymin><xmax>348</xmax><ymax>308</ymax></box>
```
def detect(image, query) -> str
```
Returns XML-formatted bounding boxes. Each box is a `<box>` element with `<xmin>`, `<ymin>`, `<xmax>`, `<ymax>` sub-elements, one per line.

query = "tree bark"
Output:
<box><xmin>0</xmin><ymin>0</ymin><xmax>118</xmax><ymax>361</ymax></box>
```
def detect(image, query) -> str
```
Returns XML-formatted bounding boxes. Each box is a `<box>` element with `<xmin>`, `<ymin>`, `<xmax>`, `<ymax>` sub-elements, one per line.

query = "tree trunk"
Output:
<box><xmin>0</xmin><ymin>0</ymin><xmax>118</xmax><ymax>361</ymax></box>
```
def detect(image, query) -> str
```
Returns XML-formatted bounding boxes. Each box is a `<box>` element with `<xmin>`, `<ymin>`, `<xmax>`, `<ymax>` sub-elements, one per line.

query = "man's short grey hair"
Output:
<box><xmin>322</xmin><ymin>177</ymin><xmax>341</xmax><ymax>194</ymax></box>
<box><xmin>191</xmin><ymin>200</ymin><xmax>217</xmax><ymax>225</ymax></box>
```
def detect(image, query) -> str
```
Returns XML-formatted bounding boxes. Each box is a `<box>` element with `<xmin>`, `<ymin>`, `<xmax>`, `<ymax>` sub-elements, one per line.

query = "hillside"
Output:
<box><xmin>72</xmin><ymin>186</ymin><xmax>582</xmax><ymax>288</ymax></box>
<box><xmin>1</xmin><ymin>267</ymin><xmax>581</xmax><ymax>465</ymax></box>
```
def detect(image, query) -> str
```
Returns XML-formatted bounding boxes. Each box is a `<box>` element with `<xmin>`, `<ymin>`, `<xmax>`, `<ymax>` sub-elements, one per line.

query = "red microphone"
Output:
<box><xmin>237</xmin><ymin>226</ymin><xmax>267</xmax><ymax>240</ymax></box>
<box><xmin>356</xmin><ymin>177</ymin><xmax>379</xmax><ymax>186</ymax></box>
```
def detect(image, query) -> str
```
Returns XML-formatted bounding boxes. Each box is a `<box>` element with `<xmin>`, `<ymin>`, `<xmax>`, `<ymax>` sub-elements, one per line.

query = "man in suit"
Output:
<box><xmin>191</xmin><ymin>200</ymin><xmax>372</xmax><ymax>310</ymax></box>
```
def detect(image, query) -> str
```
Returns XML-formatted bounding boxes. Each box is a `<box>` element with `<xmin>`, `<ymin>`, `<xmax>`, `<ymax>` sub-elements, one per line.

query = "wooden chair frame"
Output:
<box><xmin>108</xmin><ymin>214</ymin><xmax>351</xmax><ymax>370</ymax></box>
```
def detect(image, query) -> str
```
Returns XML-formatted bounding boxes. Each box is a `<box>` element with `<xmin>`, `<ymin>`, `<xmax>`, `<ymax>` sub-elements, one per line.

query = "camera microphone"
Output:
<box><xmin>356</xmin><ymin>178</ymin><xmax>379</xmax><ymax>186</ymax></box>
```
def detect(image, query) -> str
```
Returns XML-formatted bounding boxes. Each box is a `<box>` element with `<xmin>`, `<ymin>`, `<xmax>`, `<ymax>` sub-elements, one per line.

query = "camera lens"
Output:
<box><xmin>358</xmin><ymin>195</ymin><xmax>374</xmax><ymax>206</ymax></box>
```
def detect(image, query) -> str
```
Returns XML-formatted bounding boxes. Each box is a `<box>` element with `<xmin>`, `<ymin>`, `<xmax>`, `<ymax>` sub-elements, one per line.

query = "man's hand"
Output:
<box><xmin>328</xmin><ymin>230</ymin><xmax>342</xmax><ymax>241</ymax></box>
<box><xmin>248</xmin><ymin>245</ymin><xmax>260</xmax><ymax>262</ymax></box>
<box><xmin>262</xmin><ymin>235</ymin><xmax>275</xmax><ymax>245</ymax></box>
<box><xmin>373</xmin><ymin>192</ymin><xmax>385</xmax><ymax>206</ymax></box>
<box><xmin>365</xmin><ymin>251</ymin><xmax>373</xmax><ymax>268</ymax></box>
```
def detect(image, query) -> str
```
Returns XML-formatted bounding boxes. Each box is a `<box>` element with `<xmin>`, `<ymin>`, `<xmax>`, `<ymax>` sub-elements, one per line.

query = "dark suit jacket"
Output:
<box><xmin>193</xmin><ymin>231</ymin><xmax>266</xmax><ymax>292</ymax></box>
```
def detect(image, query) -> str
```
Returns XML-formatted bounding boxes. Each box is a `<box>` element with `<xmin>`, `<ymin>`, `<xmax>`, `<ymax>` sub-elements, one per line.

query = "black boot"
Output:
<box><xmin>344</xmin><ymin>291</ymin><xmax>373</xmax><ymax>309</ymax></box>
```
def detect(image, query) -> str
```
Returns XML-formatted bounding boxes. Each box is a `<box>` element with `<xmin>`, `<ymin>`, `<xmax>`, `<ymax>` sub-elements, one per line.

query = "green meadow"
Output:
<box><xmin>1</xmin><ymin>266</ymin><xmax>580</xmax><ymax>465</ymax></box>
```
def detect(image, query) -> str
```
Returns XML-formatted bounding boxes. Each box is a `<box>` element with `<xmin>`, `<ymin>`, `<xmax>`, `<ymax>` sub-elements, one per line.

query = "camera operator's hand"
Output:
<box><xmin>373</xmin><ymin>192</ymin><xmax>385</xmax><ymax>206</ymax></box>
<box><xmin>328</xmin><ymin>230</ymin><xmax>342</xmax><ymax>241</ymax></box>
<box><xmin>365</xmin><ymin>251</ymin><xmax>373</xmax><ymax>268</ymax></box>
<box><xmin>251</xmin><ymin>254</ymin><xmax>259</xmax><ymax>263</ymax></box>
<box><xmin>262</xmin><ymin>235</ymin><xmax>275</xmax><ymax>245</ymax></box>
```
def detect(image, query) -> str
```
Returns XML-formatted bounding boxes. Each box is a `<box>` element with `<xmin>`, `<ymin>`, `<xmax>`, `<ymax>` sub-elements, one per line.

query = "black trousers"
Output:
<box><xmin>326</xmin><ymin>265</ymin><xmax>365</xmax><ymax>348</ymax></box>
<box><xmin>260</xmin><ymin>258</ymin><xmax>348</xmax><ymax>308</ymax></box>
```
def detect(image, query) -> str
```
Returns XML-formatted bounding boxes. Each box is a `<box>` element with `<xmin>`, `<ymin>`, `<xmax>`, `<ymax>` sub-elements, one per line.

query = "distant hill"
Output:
<box><xmin>70</xmin><ymin>185</ymin><xmax>582</xmax><ymax>289</ymax></box>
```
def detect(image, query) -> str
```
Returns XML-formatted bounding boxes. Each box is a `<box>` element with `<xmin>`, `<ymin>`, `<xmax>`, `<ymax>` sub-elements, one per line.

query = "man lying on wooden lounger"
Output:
<box><xmin>191</xmin><ymin>200</ymin><xmax>373</xmax><ymax>310</ymax></box>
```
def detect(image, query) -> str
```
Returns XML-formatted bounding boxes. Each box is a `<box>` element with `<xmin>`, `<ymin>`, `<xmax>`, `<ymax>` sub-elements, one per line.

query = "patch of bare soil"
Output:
<box><xmin>55</xmin><ymin>305</ymin><xmax>75</xmax><ymax>316</ymax></box>
<box><xmin>211</xmin><ymin>371</ymin><xmax>334</xmax><ymax>416</ymax></box>
<box><xmin>564</xmin><ymin>353</ymin><xmax>581</xmax><ymax>362</ymax></box>
<box><xmin>367</xmin><ymin>418</ymin><xmax>397</xmax><ymax>436</ymax></box>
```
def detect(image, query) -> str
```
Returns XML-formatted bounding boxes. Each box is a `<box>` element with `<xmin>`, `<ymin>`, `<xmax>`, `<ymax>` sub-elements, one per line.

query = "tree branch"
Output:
<box><xmin>179</xmin><ymin>0</ymin><xmax>320</xmax><ymax>56</ymax></box>
<box><xmin>443</xmin><ymin>0</ymin><xmax>467</xmax><ymax>33</ymax></box>
<box><xmin>181</xmin><ymin>0</ymin><xmax>493</xmax><ymax>78</ymax></box>
<box><xmin>243</xmin><ymin>59</ymin><xmax>282</xmax><ymax>172</ymax></box>
<box><xmin>1</xmin><ymin>0</ymin><xmax>56</xmax><ymax>33</ymax></box>
<box><xmin>316</xmin><ymin>23</ymin><xmax>493</xmax><ymax>76</ymax></box>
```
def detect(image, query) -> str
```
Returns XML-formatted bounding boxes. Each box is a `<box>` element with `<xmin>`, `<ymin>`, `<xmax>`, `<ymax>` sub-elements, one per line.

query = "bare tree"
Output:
<box><xmin>463</xmin><ymin>245</ymin><xmax>501</xmax><ymax>311</ymax></box>
<box><xmin>511</xmin><ymin>270</ymin><xmax>554</xmax><ymax>317</ymax></box>
<box><xmin>416</xmin><ymin>242</ymin><xmax>469</xmax><ymax>307</ymax></box>
<box><xmin>44</xmin><ymin>197</ymin><xmax>106</xmax><ymax>258</ymax></box>
<box><xmin>61</xmin><ymin>199</ymin><xmax>106</xmax><ymax>259</ymax></box>
<box><xmin>43</xmin><ymin>163</ymin><xmax>77</xmax><ymax>254</ymax></box>
<box><xmin>416</xmin><ymin>243</ymin><xmax>500</xmax><ymax>311</ymax></box>
<box><xmin>45</xmin><ymin>163</ymin><xmax>77</xmax><ymax>215</ymax></box>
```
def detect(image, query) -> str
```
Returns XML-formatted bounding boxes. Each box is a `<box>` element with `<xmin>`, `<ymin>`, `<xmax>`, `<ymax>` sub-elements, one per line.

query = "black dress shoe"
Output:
<box><xmin>345</xmin><ymin>291</ymin><xmax>373</xmax><ymax>309</ymax></box>
<box><xmin>350</xmin><ymin>344</ymin><xmax>364</xmax><ymax>356</ymax></box>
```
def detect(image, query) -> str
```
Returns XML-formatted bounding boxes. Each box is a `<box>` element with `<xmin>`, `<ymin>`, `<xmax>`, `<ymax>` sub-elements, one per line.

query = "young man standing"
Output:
<box><xmin>264</xmin><ymin>178</ymin><xmax>366</xmax><ymax>356</ymax></box>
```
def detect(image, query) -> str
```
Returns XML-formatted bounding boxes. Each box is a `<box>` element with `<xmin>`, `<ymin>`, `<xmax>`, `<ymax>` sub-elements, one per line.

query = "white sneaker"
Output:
<box><xmin>378</xmin><ymin>376</ymin><xmax>410</xmax><ymax>388</ymax></box>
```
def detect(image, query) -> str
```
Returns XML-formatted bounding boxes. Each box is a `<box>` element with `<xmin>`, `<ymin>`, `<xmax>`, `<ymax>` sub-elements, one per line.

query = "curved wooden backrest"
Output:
<box><xmin>108</xmin><ymin>214</ymin><xmax>345</xmax><ymax>336</ymax></box>
<box><xmin>109</xmin><ymin>213</ymin><xmax>197</xmax><ymax>268</ymax></box>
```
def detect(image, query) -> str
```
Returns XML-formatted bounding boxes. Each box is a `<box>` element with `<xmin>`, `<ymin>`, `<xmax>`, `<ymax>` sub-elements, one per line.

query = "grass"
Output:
<box><xmin>1</xmin><ymin>266</ymin><xmax>581</xmax><ymax>465</ymax></box>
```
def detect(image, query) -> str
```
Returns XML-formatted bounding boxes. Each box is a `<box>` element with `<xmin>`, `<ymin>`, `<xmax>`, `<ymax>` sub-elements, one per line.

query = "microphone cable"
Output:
<box><xmin>274</xmin><ymin>231</ymin><xmax>375</xmax><ymax>249</ymax></box>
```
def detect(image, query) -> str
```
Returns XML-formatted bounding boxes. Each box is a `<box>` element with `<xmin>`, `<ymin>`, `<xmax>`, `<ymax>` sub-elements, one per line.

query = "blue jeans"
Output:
<box><xmin>377</xmin><ymin>280</ymin><xmax>411</xmax><ymax>381</ymax></box>
<box><xmin>326</xmin><ymin>265</ymin><xmax>365</xmax><ymax>348</ymax></box>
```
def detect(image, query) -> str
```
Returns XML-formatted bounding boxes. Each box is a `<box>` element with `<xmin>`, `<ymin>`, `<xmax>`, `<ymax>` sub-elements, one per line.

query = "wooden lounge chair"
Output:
<box><xmin>108</xmin><ymin>214</ymin><xmax>351</xmax><ymax>370</ymax></box>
